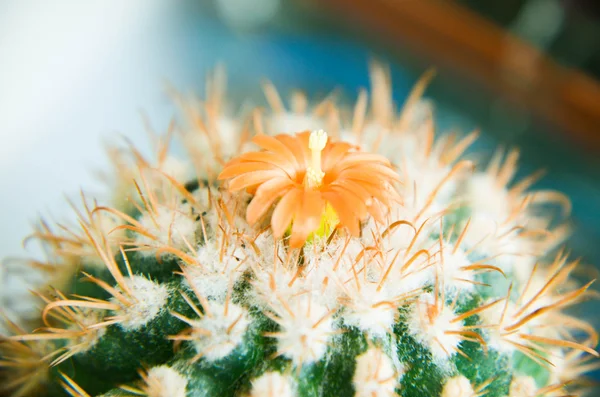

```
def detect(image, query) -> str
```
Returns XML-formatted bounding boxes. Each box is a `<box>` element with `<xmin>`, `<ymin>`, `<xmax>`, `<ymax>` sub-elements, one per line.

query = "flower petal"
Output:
<box><xmin>322</xmin><ymin>142</ymin><xmax>355</xmax><ymax>171</ymax></box>
<box><xmin>238</xmin><ymin>152</ymin><xmax>296</xmax><ymax>177</ymax></box>
<box><xmin>329</xmin><ymin>179</ymin><xmax>374</xmax><ymax>204</ymax></box>
<box><xmin>327</xmin><ymin>186</ymin><xmax>368</xmax><ymax>221</ymax></box>
<box><xmin>246</xmin><ymin>178</ymin><xmax>294</xmax><ymax>225</ymax></box>
<box><xmin>252</xmin><ymin>134</ymin><xmax>299</xmax><ymax>168</ymax></box>
<box><xmin>219</xmin><ymin>161</ymin><xmax>280</xmax><ymax>180</ymax></box>
<box><xmin>333</xmin><ymin>153</ymin><xmax>391</xmax><ymax>171</ymax></box>
<box><xmin>366</xmin><ymin>199</ymin><xmax>386</xmax><ymax>223</ymax></box>
<box><xmin>332</xmin><ymin>178</ymin><xmax>400</xmax><ymax>205</ymax></box>
<box><xmin>278</xmin><ymin>133</ymin><xmax>310</xmax><ymax>168</ymax></box>
<box><xmin>338</xmin><ymin>163</ymin><xmax>400</xmax><ymax>182</ymax></box>
<box><xmin>322</xmin><ymin>191</ymin><xmax>360</xmax><ymax>237</ymax></box>
<box><xmin>228</xmin><ymin>170</ymin><xmax>283</xmax><ymax>191</ymax></box>
<box><xmin>290</xmin><ymin>189</ymin><xmax>324</xmax><ymax>248</ymax></box>
<box><xmin>271</xmin><ymin>189</ymin><xmax>302</xmax><ymax>238</ymax></box>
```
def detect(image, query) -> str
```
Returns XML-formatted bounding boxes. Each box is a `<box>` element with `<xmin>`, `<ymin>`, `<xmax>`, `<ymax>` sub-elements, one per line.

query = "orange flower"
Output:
<box><xmin>218</xmin><ymin>130</ymin><xmax>400</xmax><ymax>247</ymax></box>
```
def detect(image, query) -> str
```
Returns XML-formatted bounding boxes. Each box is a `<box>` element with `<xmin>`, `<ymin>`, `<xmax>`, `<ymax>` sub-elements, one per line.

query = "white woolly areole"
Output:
<box><xmin>466</xmin><ymin>172</ymin><xmax>511</xmax><ymax>222</ymax></box>
<box><xmin>547</xmin><ymin>348</ymin><xmax>578</xmax><ymax>386</ymax></box>
<box><xmin>462</xmin><ymin>213</ymin><xmax>501</xmax><ymax>252</ymax></box>
<box><xmin>251</xmin><ymin>264</ymin><xmax>303</xmax><ymax>310</ymax></box>
<box><xmin>365</xmin><ymin>98</ymin><xmax>433</xmax><ymax>158</ymax></box>
<box><xmin>380</xmin><ymin>248</ymin><xmax>434</xmax><ymax>297</ymax></box>
<box><xmin>463</xmin><ymin>216</ymin><xmax>536</xmax><ymax>279</ymax></box>
<box><xmin>441</xmin><ymin>376</ymin><xmax>474</xmax><ymax>397</ymax></box>
<box><xmin>508</xmin><ymin>376</ymin><xmax>537</xmax><ymax>397</ymax></box>
<box><xmin>301</xmin><ymin>258</ymin><xmax>342</xmax><ymax>309</ymax></box>
<box><xmin>252</xmin><ymin>231</ymin><xmax>286</xmax><ymax>268</ymax></box>
<box><xmin>300</xmin><ymin>238</ymin><xmax>365</xmax><ymax>309</ymax></box>
<box><xmin>83</xmin><ymin>211</ymin><xmax>125</xmax><ymax>268</ymax></box>
<box><xmin>250</xmin><ymin>371</ymin><xmax>295</xmax><ymax>397</ymax></box>
<box><xmin>338</xmin><ymin>238</ymin><xmax>433</xmax><ymax>336</ymax></box>
<box><xmin>437</xmin><ymin>244</ymin><xmax>475</xmax><ymax>293</ymax></box>
<box><xmin>407</xmin><ymin>293</ymin><xmax>463</xmax><ymax>365</ymax></box>
<box><xmin>190</xmin><ymin>302</ymin><xmax>250</xmax><ymax>361</ymax></box>
<box><xmin>155</xmin><ymin>155</ymin><xmax>193</xmax><ymax>182</ymax></box>
<box><xmin>368</xmin><ymin>205</ymin><xmax>433</xmax><ymax>259</ymax></box>
<box><xmin>462</xmin><ymin>173</ymin><xmax>528</xmax><ymax>263</ymax></box>
<box><xmin>342</xmin><ymin>281</ymin><xmax>398</xmax><ymax>337</ymax></box>
<box><xmin>185</xmin><ymin>241</ymin><xmax>248</xmax><ymax>302</ymax></box>
<box><xmin>370</xmin><ymin>213</ymin><xmax>420</xmax><ymax>252</ymax></box>
<box><xmin>146</xmin><ymin>365</ymin><xmax>187</xmax><ymax>397</ymax></box>
<box><xmin>375</xmin><ymin>126</ymin><xmax>432</xmax><ymax>165</ymax></box>
<box><xmin>460</xmin><ymin>172</ymin><xmax>539</xmax><ymax>278</ymax></box>
<box><xmin>509</xmin><ymin>255</ymin><xmax>537</xmax><ymax>286</ymax></box>
<box><xmin>548</xmin><ymin>350</ymin><xmax>566</xmax><ymax>386</ymax></box>
<box><xmin>135</xmin><ymin>205</ymin><xmax>197</xmax><ymax>255</ymax></box>
<box><xmin>353</xmin><ymin>347</ymin><xmax>400</xmax><ymax>397</ymax></box>
<box><xmin>191</xmin><ymin>186</ymin><xmax>211</xmax><ymax>209</ymax></box>
<box><xmin>399</xmin><ymin>159</ymin><xmax>457</xmax><ymax>221</ymax></box>
<box><xmin>185</xmin><ymin>117</ymin><xmax>240</xmax><ymax>174</ymax></box>
<box><xmin>478</xmin><ymin>300</ymin><xmax>520</xmax><ymax>354</ymax></box>
<box><xmin>115</xmin><ymin>276</ymin><xmax>169</xmax><ymax>330</ymax></box>
<box><xmin>251</xmin><ymin>235</ymin><xmax>314</xmax><ymax>309</ymax></box>
<box><xmin>70</xmin><ymin>308</ymin><xmax>106</xmax><ymax>352</ymax></box>
<box><xmin>215</xmin><ymin>118</ymin><xmax>240</xmax><ymax>158</ymax></box>
<box><xmin>516</xmin><ymin>273</ymin><xmax>556</xmax><ymax>325</ymax></box>
<box><xmin>273</xmin><ymin>295</ymin><xmax>333</xmax><ymax>365</ymax></box>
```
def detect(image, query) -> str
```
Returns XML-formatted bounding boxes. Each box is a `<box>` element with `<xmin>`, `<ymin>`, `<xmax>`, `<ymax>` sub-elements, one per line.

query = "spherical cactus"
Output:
<box><xmin>1</xmin><ymin>62</ymin><xmax>598</xmax><ymax>397</ymax></box>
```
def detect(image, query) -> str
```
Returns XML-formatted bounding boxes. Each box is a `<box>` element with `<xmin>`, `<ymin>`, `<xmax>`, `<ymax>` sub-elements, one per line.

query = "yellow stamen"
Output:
<box><xmin>306</xmin><ymin>129</ymin><xmax>327</xmax><ymax>188</ymax></box>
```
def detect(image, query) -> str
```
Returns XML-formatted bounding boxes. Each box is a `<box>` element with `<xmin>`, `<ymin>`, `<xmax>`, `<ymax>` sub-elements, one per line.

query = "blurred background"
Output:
<box><xmin>1</xmin><ymin>0</ymin><xmax>600</xmax><ymax>375</ymax></box>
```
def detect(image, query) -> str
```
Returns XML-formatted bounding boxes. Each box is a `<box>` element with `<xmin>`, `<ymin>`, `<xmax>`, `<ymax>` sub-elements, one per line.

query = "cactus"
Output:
<box><xmin>1</xmin><ymin>62</ymin><xmax>598</xmax><ymax>397</ymax></box>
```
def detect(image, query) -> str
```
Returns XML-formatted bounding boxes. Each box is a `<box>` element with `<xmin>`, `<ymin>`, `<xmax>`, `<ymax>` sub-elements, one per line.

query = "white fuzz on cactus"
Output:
<box><xmin>135</xmin><ymin>204</ymin><xmax>198</xmax><ymax>256</ymax></box>
<box><xmin>158</xmin><ymin>155</ymin><xmax>195</xmax><ymax>183</ymax></box>
<box><xmin>407</xmin><ymin>292</ymin><xmax>466</xmax><ymax>366</ymax></box>
<box><xmin>266</xmin><ymin>295</ymin><xmax>334</xmax><ymax>365</ymax></box>
<box><xmin>441</xmin><ymin>376</ymin><xmax>475</xmax><ymax>397</ymax></box>
<box><xmin>250</xmin><ymin>371</ymin><xmax>295</xmax><ymax>397</ymax></box>
<box><xmin>116</xmin><ymin>276</ymin><xmax>170</xmax><ymax>330</ymax></box>
<box><xmin>1</xmin><ymin>62</ymin><xmax>598</xmax><ymax>397</ymax></box>
<box><xmin>114</xmin><ymin>365</ymin><xmax>188</xmax><ymax>397</ymax></box>
<box><xmin>342</xmin><ymin>279</ymin><xmax>402</xmax><ymax>337</ymax></box>
<box><xmin>477</xmin><ymin>298</ymin><xmax>521</xmax><ymax>355</ymax></box>
<box><xmin>547</xmin><ymin>346</ymin><xmax>600</xmax><ymax>389</ymax></box>
<box><xmin>141</xmin><ymin>365</ymin><xmax>188</xmax><ymax>397</ymax></box>
<box><xmin>8</xmin><ymin>295</ymin><xmax>108</xmax><ymax>366</ymax></box>
<box><xmin>508</xmin><ymin>376</ymin><xmax>538</xmax><ymax>397</ymax></box>
<box><xmin>435</xmin><ymin>240</ymin><xmax>478</xmax><ymax>294</ymax></box>
<box><xmin>174</xmin><ymin>300</ymin><xmax>250</xmax><ymax>362</ymax></box>
<box><xmin>353</xmin><ymin>347</ymin><xmax>400</xmax><ymax>397</ymax></box>
<box><xmin>76</xmin><ymin>209</ymin><xmax>126</xmax><ymax>269</ymax></box>
<box><xmin>184</xmin><ymin>240</ymin><xmax>249</xmax><ymax>302</ymax></box>
<box><xmin>64</xmin><ymin>308</ymin><xmax>107</xmax><ymax>353</ymax></box>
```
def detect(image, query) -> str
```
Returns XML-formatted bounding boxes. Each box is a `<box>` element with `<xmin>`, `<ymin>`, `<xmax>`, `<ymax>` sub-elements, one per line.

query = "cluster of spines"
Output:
<box><xmin>0</xmin><ymin>62</ymin><xmax>598</xmax><ymax>397</ymax></box>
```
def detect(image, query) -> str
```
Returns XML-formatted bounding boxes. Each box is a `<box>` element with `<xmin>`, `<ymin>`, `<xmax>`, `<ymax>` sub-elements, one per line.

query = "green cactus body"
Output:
<box><xmin>1</xmin><ymin>63</ymin><xmax>598</xmax><ymax>397</ymax></box>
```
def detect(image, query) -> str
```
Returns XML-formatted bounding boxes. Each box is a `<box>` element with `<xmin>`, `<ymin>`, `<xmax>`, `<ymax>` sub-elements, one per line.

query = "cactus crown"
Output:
<box><xmin>1</xmin><ymin>62</ymin><xmax>598</xmax><ymax>397</ymax></box>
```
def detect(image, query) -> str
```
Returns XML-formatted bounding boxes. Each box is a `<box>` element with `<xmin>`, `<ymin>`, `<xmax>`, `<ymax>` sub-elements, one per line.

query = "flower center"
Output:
<box><xmin>305</xmin><ymin>129</ymin><xmax>328</xmax><ymax>188</ymax></box>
